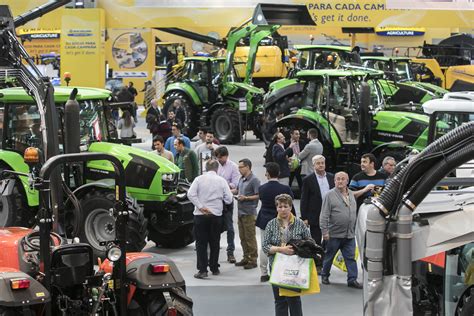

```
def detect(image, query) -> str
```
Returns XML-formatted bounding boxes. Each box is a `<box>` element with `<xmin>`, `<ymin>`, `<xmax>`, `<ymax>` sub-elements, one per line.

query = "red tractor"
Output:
<box><xmin>0</xmin><ymin>151</ymin><xmax>193</xmax><ymax>315</ymax></box>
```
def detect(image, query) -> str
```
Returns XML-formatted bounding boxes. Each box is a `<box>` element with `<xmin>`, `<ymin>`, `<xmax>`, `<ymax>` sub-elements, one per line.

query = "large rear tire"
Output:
<box><xmin>456</xmin><ymin>287</ymin><xmax>474</xmax><ymax>316</ymax></box>
<box><xmin>128</xmin><ymin>287</ymin><xmax>193</xmax><ymax>316</ymax></box>
<box><xmin>78</xmin><ymin>189</ymin><xmax>148</xmax><ymax>258</ymax></box>
<box><xmin>262</xmin><ymin>93</ymin><xmax>302</xmax><ymax>145</ymax></box>
<box><xmin>163</xmin><ymin>92</ymin><xmax>199</xmax><ymax>138</ymax></box>
<box><xmin>211</xmin><ymin>106</ymin><xmax>241</xmax><ymax>144</ymax></box>
<box><xmin>148</xmin><ymin>223</ymin><xmax>194</xmax><ymax>249</ymax></box>
<box><xmin>0</xmin><ymin>177</ymin><xmax>34</xmax><ymax>228</ymax></box>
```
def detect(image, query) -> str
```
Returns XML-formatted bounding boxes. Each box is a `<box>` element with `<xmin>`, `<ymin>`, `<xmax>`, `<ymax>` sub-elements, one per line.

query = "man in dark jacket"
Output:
<box><xmin>271</xmin><ymin>132</ymin><xmax>293</xmax><ymax>185</ymax></box>
<box><xmin>256</xmin><ymin>162</ymin><xmax>294</xmax><ymax>282</ymax></box>
<box><xmin>146</xmin><ymin>99</ymin><xmax>161</xmax><ymax>149</ymax></box>
<box><xmin>300</xmin><ymin>155</ymin><xmax>334</xmax><ymax>245</ymax></box>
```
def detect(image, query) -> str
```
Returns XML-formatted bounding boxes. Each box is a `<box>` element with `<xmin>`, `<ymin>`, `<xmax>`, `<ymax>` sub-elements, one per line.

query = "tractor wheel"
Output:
<box><xmin>0</xmin><ymin>178</ymin><xmax>33</xmax><ymax>228</ymax></box>
<box><xmin>78</xmin><ymin>190</ymin><xmax>148</xmax><ymax>259</ymax></box>
<box><xmin>262</xmin><ymin>93</ymin><xmax>302</xmax><ymax>145</ymax></box>
<box><xmin>128</xmin><ymin>287</ymin><xmax>193</xmax><ymax>316</ymax></box>
<box><xmin>163</xmin><ymin>92</ymin><xmax>199</xmax><ymax>138</ymax></box>
<box><xmin>211</xmin><ymin>106</ymin><xmax>241</xmax><ymax>144</ymax></box>
<box><xmin>148</xmin><ymin>223</ymin><xmax>194</xmax><ymax>249</ymax></box>
<box><xmin>456</xmin><ymin>287</ymin><xmax>474</xmax><ymax>316</ymax></box>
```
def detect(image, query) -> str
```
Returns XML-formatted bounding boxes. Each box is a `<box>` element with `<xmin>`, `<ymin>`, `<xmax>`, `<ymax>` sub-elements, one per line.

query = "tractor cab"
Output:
<box><xmin>361</xmin><ymin>56</ymin><xmax>415</xmax><ymax>82</ymax></box>
<box><xmin>0</xmin><ymin>86</ymin><xmax>135</xmax><ymax>154</ymax></box>
<box><xmin>293</xmin><ymin>45</ymin><xmax>359</xmax><ymax>74</ymax></box>
<box><xmin>423</xmin><ymin>91</ymin><xmax>474</xmax><ymax>178</ymax></box>
<box><xmin>178</xmin><ymin>56</ymin><xmax>234</xmax><ymax>104</ymax></box>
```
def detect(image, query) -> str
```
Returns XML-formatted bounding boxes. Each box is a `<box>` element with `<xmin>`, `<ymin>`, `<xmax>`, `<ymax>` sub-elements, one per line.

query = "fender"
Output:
<box><xmin>70</xmin><ymin>179</ymin><xmax>115</xmax><ymax>200</ymax></box>
<box><xmin>0</xmin><ymin>153</ymin><xmax>38</xmax><ymax>207</ymax></box>
<box><xmin>164</xmin><ymin>82</ymin><xmax>203</xmax><ymax>106</ymax></box>
<box><xmin>264</xmin><ymin>81</ymin><xmax>304</xmax><ymax>109</ymax></box>
<box><xmin>371</xmin><ymin>142</ymin><xmax>410</xmax><ymax>156</ymax></box>
<box><xmin>0</xmin><ymin>269</ymin><xmax>50</xmax><ymax>307</ymax></box>
<box><xmin>100</xmin><ymin>252</ymin><xmax>186</xmax><ymax>290</ymax></box>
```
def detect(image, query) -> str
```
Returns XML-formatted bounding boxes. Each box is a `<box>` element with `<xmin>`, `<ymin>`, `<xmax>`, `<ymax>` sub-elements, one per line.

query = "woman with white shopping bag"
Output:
<box><xmin>262</xmin><ymin>194</ymin><xmax>312</xmax><ymax>316</ymax></box>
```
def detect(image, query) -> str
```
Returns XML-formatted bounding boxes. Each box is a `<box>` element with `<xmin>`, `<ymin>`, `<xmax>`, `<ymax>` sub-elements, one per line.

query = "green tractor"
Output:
<box><xmin>361</xmin><ymin>55</ymin><xmax>448</xmax><ymax>100</ymax></box>
<box><xmin>160</xmin><ymin>3</ymin><xmax>315</xmax><ymax>144</ymax></box>
<box><xmin>273</xmin><ymin>69</ymin><xmax>434</xmax><ymax>175</ymax></box>
<box><xmin>0</xmin><ymin>86</ymin><xmax>195</xmax><ymax>257</ymax></box>
<box><xmin>262</xmin><ymin>46</ymin><xmax>446</xmax><ymax>143</ymax></box>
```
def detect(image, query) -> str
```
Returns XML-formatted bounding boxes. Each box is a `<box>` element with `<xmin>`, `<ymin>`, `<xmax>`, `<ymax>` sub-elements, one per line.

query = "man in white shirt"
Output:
<box><xmin>195</xmin><ymin>129</ymin><xmax>219</xmax><ymax>172</ymax></box>
<box><xmin>153</xmin><ymin>135</ymin><xmax>174</xmax><ymax>163</ymax></box>
<box><xmin>187</xmin><ymin>159</ymin><xmax>233</xmax><ymax>279</ymax></box>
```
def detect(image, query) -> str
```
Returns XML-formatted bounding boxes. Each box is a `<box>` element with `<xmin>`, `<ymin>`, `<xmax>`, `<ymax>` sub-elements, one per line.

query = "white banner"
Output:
<box><xmin>386</xmin><ymin>0</ymin><xmax>474</xmax><ymax>10</ymax></box>
<box><xmin>135</xmin><ymin>0</ymin><xmax>291</xmax><ymax>8</ymax></box>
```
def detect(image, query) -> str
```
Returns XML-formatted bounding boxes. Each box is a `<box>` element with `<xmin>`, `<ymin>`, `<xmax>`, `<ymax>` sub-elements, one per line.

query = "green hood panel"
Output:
<box><xmin>0</xmin><ymin>150</ymin><xmax>39</xmax><ymax>207</ymax></box>
<box><xmin>268</xmin><ymin>78</ymin><xmax>299</xmax><ymax>92</ymax></box>
<box><xmin>229</xmin><ymin>82</ymin><xmax>264</xmax><ymax>94</ymax></box>
<box><xmin>0</xmin><ymin>86</ymin><xmax>111</xmax><ymax>103</ymax></box>
<box><xmin>87</xmin><ymin>142</ymin><xmax>180</xmax><ymax>201</ymax></box>
<box><xmin>165</xmin><ymin>82</ymin><xmax>202</xmax><ymax>106</ymax></box>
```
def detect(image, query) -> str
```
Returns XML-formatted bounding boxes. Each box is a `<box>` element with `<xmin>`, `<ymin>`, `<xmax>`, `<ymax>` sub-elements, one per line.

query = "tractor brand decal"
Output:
<box><xmin>376</xmin><ymin>28</ymin><xmax>425</xmax><ymax>37</ymax></box>
<box><xmin>376</xmin><ymin>131</ymin><xmax>404</xmax><ymax>139</ymax></box>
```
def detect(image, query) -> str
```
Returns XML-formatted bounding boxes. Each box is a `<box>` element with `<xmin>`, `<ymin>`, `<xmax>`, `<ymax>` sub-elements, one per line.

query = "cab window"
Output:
<box><xmin>2</xmin><ymin>103</ymin><xmax>42</xmax><ymax>154</ymax></box>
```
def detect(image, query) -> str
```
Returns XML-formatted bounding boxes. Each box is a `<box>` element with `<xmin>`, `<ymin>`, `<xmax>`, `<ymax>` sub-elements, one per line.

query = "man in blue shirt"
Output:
<box><xmin>349</xmin><ymin>153</ymin><xmax>387</xmax><ymax>210</ymax></box>
<box><xmin>164</xmin><ymin>122</ymin><xmax>190</xmax><ymax>156</ymax></box>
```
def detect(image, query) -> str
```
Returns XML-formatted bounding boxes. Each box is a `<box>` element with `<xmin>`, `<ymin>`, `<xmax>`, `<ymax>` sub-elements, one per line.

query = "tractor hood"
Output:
<box><xmin>230</xmin><ymin>82</ymin><xmax>264</xmax><ymax>95</ymax></box>
<box><xmin>86</xmin><ymin>142</ymin><xmax>180</xmax><ymax>201</ymax></box>
<box><xmin>268</xmin><ymin>78</ymin><xmax>299</xmax><ymax>93</ymax></box>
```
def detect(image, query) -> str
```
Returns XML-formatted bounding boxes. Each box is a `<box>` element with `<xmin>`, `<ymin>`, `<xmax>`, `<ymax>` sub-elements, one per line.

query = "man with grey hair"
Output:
<box><xmin>187</xmin><ymin>159</ymin><xmax>233</xmax><ymax>279</ymax></box>
<box><xmin>300</xmin><ymin>154</ymin><xmax>334</xmax><ymax>245</ymax></box>
<box><xmin>379</xmin><ymin>156</ymin><xmax>396</xmax><ymax>177</ymax></box>
<box><xmin>320</xmin><ymin>171</ymin><xmax>362</xmax><ymax>289</ymax></box>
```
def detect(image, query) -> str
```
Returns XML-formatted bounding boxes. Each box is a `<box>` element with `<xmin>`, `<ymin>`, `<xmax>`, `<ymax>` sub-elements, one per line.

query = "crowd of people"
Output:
<box><xmin>124</xmin><ymin>95</ymin><xmax>398</xmax><ymax>316</ymax></box>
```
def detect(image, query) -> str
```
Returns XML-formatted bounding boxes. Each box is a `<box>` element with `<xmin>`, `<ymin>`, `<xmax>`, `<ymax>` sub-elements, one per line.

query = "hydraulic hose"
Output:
<box><xmin>406</xmin><ymin>141</ymin><xmax>474</xmax><ymax>207</ymax></box>
<box><xmin>375</xmin><ymin>121</ymin><xmax>474</xmax><ymax>216</ymax></box>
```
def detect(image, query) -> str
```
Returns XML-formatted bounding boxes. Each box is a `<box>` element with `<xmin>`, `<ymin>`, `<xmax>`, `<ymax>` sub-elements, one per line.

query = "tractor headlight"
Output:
<box><xmin>107</xmin><ymin>246</ymin><xmax>122</xmax><ymax>262</ymax></box>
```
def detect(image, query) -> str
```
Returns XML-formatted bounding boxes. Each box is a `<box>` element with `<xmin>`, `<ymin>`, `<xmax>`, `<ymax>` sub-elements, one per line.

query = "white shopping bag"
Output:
<box><xmin>269</xmin><ymin>253</ymin><xmax>311</xmax><ymax>290</ymax></box>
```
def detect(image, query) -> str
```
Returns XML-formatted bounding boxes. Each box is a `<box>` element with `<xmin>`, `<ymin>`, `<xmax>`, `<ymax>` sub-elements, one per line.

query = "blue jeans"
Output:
<box><xmin>271</xmin><ymin>285</ymin><xmax>302</xmax><ymax>316</ymax></box>
<box><xmin>321</xmin><ymin>237</ymin><xmax>358</xmax><ymax>283</ymax></box>
<box><xmin>223</xmin><ymin>202</ymin><xmax>235</xmax><ymax>254</ymax></box>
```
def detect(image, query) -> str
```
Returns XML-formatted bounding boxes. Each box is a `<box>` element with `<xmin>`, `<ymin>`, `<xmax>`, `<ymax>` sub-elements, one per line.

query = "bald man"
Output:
<box><xmin>319</xmin><ymin>172</ymin><xmax>362</xmax><ymax>289</ymax></box>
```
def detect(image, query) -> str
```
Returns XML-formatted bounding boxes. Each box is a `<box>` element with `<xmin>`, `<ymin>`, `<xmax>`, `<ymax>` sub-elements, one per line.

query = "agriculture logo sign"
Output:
<box><xmin>375</xmin><ymin>27</ymin><xmax>425</xmax><ymax>37</ymax></box>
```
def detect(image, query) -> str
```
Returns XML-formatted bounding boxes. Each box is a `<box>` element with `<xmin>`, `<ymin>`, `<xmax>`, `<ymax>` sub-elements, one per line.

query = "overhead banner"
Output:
<box><xmin>60</xmin><ymin>8</ymin><xmax>105</xmax><ymax>88</ymax></box>
<box><xmin>387</xmin><ymin>0</ymin><xmax>474</xmax><ymax>10</ymax></box>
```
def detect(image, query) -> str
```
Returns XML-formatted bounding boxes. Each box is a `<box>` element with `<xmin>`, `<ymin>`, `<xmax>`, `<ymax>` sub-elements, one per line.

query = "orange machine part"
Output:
<box><xmin>99</xmin><ymin>252</ymin><xmax>154</xmax><ymax>273</ymax></box>
<box><xmin>0</xmin><ymin>228</ymin><xmax>34</xmax><ymax>270</ymax></box>
<box><xmin>420</xmin><ymin>252</ymin><xmax>446</xmax><ymax>268</ymax></box>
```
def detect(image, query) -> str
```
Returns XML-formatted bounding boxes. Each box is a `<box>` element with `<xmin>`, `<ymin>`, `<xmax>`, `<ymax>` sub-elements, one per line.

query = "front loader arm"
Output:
<box><xmin>243</xmin><ymin>25</ymin><xmax>280</xmax><ymax>84</ymax></box>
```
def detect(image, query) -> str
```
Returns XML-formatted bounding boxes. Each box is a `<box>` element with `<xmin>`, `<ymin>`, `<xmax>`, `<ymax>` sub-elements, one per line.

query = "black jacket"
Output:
<box><xmin>300</xmin><ymin>172</ymin><xmax>335</xmax><ymax>225</ymax></box>
<box><xmin>272</xmin><ymin>144</ymin><xmax>293</xmax><ymax>178</ymax></box>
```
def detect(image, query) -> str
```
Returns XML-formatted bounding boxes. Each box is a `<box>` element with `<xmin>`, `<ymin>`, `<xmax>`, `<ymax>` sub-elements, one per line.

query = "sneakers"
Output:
<box><xmin>194</xmin><ymin>271</ymin><xmax>208</xmax><ymax>279</ymax></box>
<box><xmin>321</xmin><ymin>276</ymin><xmax>330</xmax><ymax>285</ymax></box>
<box><xmin>260</xmin><ymin>275</ymin><xmax>270</xmax><ymax>282</ymax></box>
<box><xmin>243</xmin><ymin>262</ymin><xmax>257</xmax><ymax>270</ymax></box>
<box><xmin>348</xmin><ymin>280</ymin><xmax>363</xmax><ymax>289</ymax></box>
<box><xmin>227</xmin><ymin>254</ymin><xmax>236</xmax><ymax>263</ymax></box>
<box><xmin>234</xmin><ymin>260</ymin><xmax>248</xmax><ymax>267</ymax></box>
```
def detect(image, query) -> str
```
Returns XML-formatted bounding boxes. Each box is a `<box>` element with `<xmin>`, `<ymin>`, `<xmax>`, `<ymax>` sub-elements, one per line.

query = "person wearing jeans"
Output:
<box><xmin>319</xmin><ymin>172</ymin><xmax>362</xmax><ymax>289</ymax></box>
<box><xmin>215</xmin><ymin>146</ymin><xmax>240</xmax><ymax>263</ymax></box>
<box><xmin>263</xmin><ymin>194</ymin><xmax>311</xmax><ymax>316</ymax></box>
